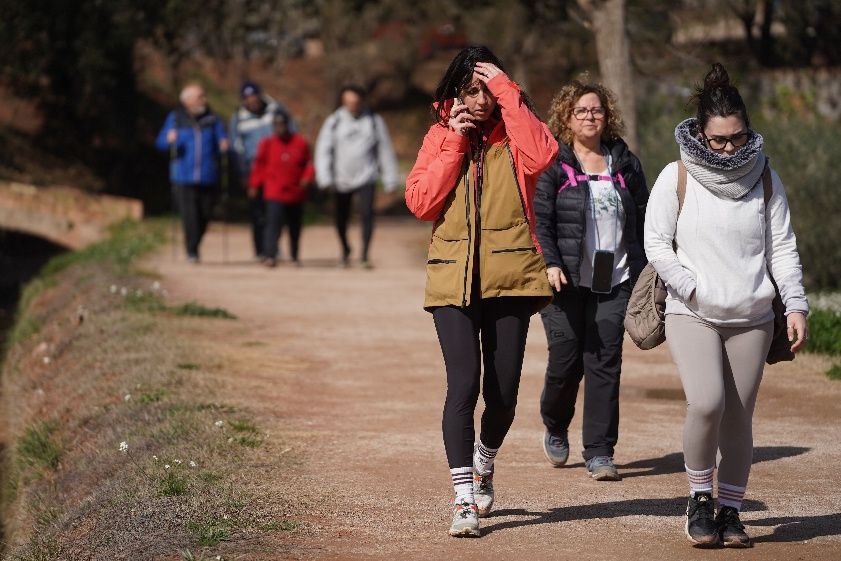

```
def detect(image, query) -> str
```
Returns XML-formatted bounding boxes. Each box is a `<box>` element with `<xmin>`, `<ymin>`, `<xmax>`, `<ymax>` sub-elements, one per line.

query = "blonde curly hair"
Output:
<box><xmin>547</xmin><ymin>78</ymin><xmax>625</xmax><ymax>146</ymax></box>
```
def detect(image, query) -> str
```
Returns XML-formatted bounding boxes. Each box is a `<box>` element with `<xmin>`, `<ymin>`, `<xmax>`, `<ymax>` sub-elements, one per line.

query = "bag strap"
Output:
<box><xmin>676</xmin><ymin>160</ymin><xmax>687</xmax><ymax>216</ymax></box>
<box><xmin>761</xmin><ymin>164</ymin><xmax>772</xmax><ymax>205</ymax></box>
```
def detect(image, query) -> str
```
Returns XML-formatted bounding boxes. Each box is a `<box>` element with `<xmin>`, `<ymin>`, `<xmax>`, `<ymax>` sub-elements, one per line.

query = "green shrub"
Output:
<box><xmin>826</xmin><ymin>363</ymin><xmax>841</xmax><ymax>380</ymax></box>
<box><xmin>805</xmin><ymin>308</ymin><xmax>841</xmax><ymax>356</ymax></box>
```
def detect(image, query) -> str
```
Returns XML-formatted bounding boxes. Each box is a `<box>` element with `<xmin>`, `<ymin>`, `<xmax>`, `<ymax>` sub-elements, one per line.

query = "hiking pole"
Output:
<box><xmin>221</xmin><ymin>151</ymin><xmax>229</xmax><ymax>264</ymax></box>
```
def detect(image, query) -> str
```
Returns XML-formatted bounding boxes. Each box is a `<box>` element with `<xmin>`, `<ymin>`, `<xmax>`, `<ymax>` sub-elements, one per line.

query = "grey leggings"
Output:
<box><xmin>665</xmin><ymin>314</ymin><xmax>773</xmax><ymax>487</ymax></box>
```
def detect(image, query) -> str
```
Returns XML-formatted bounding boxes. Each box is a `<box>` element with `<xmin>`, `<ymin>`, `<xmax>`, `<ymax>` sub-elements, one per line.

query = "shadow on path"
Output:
<box><xmin>483</xmin><ymin>498</ymin><xmax>840</xmax><ymax>543</ymax></box>
<box><xmin>482</xmin><ymin>497</ymin><xmax>768</xmax><ymax>536</ymax></box>
<box><xmin>749</xmin><ymin>513</ymin><xmax>841</xmax><ymax>543</ymax></box>
<box><xmin>619</xmin><ymin>446</ymin><xmax>810</xmax><ymax>479</ymax></box>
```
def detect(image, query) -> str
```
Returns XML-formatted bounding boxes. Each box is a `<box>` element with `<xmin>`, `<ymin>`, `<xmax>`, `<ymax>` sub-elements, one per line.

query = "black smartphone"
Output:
<box><xmin>591</xmin><ymin>250</ymin><xmax>615</xmax><ymax>294</ymax></box>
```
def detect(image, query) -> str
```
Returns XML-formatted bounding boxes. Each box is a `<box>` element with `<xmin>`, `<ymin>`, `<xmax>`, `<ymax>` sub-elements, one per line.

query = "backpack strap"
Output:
<box><xmin>761</xmin><ymin>164</ymin><xmax>772</xmax><ymax>205</ymax></box>
<box><xmin>676</xmin><ymin>160</ymin><xmax>687</xmax><ymax>216</ymax></box>
<box><xmin>672</xmin><ymin>160</ymin><xmax>689</xmax><ymax>252</ymax></box>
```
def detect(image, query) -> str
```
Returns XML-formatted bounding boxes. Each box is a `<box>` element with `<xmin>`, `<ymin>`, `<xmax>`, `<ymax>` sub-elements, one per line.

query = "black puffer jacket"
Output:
<box><xmin>534</xmin><ymin>137</ymin><xmax>649</xmax><ymax>288</ymax></box>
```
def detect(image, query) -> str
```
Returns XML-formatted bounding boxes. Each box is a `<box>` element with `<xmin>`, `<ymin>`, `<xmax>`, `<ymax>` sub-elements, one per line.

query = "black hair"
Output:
<box><xmin>691</xmin><ymin>62</ymin><xmax>750</xmax><ymax>129</ymax></box>
<box><xmin>430</xmin><ymin>45</ymin><xmax>535</xmax><ymax>126</ymax></box>
<box><xmin>336</xmin><ymin>84</ymin><xmax>367</xmax><ymax>108</ymax></box>
<box><xmin>272</xmin><ymin>107</ymin><xmax>290</xmax><ymax>123</ymax></box>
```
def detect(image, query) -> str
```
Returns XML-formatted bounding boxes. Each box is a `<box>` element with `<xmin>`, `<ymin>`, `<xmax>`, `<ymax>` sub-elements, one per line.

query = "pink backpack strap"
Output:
<box><xmin>561</xmin><ymin>162</ymin><xmax>578</xmax><ymax>186</ymax></box>
<box><xmin>616</xmin><ymin>172</ymin><xmax>627</xmax><ymax>189</ymax></box>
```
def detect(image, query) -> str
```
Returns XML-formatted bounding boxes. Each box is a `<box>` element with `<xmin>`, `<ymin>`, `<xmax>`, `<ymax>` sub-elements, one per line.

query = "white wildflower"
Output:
<box><xmin>151</xmin><ymin>281</ymin><xmax>161</xmax><ymax>291</ymax></box>
<box><xmin>124</xmin><ymin>394</ymin><xmax>131</xmax><ymax>402</ymax></box>
<box><xmin>120</xmin><ymin>287</ymin><xmax>128</xmax><ymax>296</ymax></box>
<box><xmin>119</xmin><ymin>441</ymin><xmax>128</xmax><ymax>453</ymax></box>
<box><xmin>110</xmin><ymin>284</ymin><xmax>118</xmax><ymax>294</ymax></box>
<box><xmin>222</xmin><ymin>514</ymin><xmax>229</xmax><ymax>520</ymax></box>
<box><xmin>152</xmin><ymin>455</ymin><xmax>158</xmax><ymax>461</ymax></box>
<box><xmin>214</xmin><ymin>420</ymin><xmax>224</xmax><ymax>428</ymax></box>
<box><xmin>174</xmin><ymin>459</ymin><xmax>182</xmax><ymax>465</ymax></box>
<box><xmin>42</xmin><ymin>356</ymin><xmax>51</xmax><ymax>365</ymax></box>
<box><xmin>189</xmin><ymin>460</ymin><xmax>197</xmax><ymax>468</ymax></box>
<box><xmin>135</xmin><ymin>289</ymin><xmax>143</xmax><ymax>297</ymax></box>
<box><xmin>164</xmin><ymin>464</ymin><xmax>170</xmax><ymax>469</ymax></box>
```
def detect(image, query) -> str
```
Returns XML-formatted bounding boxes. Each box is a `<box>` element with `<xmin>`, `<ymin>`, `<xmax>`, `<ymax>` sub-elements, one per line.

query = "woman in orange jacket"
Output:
<box><xmin>405</xmin><ymin>45</ymin><xmax>558</xmax><ymax>537</ymax></box>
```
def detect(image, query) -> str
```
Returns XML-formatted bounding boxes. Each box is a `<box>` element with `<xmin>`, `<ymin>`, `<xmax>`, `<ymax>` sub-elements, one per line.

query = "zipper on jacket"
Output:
<box><xmin>491</xmin><ymin>247</ymin><xmax>536</xmax><ymax>254</ymax></box>
<box><xmin>427</xmin><ymin>258</ymin><xmax>457</xmax><ymax>264</ymax></box>
<box><xmin>461</xmin><ymin>162</ymin><xmax>472</xmax><ymax>307</ymax></box>
<box><xmin>194</xmin><ymin>126</ymin><xmax>202</xmax><ymax>183</ymax></box>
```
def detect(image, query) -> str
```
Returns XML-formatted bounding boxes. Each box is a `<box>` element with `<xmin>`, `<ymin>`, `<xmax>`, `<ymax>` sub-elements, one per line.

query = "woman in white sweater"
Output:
<box><xmin>644</xmin><ymin>63</ymin><xmax>809</xmax><ymax>548</ymax></box>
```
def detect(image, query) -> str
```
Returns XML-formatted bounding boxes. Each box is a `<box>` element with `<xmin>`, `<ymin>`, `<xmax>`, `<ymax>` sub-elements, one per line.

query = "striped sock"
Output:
<box><xmin>473</xmin><ymin>442</ymin><xmax>499</xmax><ymax>476</ymax></box>
<box><xmin>718</xmin><ymin>482</ymin><xmax>747</xmax><ymax>511</ymax></box>
<box><xmin>450</xmin><ymin>467</ymin><xmax>474</xmax><ymax>504</ymax></box>
<box><xmin>686</xmin><ymin>465</ymin><xmax>714</xmax><ymax>497</ymax></box>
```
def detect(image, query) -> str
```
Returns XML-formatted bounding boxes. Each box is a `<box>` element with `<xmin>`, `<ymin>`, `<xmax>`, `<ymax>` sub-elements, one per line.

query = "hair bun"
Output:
<box><xmin>703</xmin><ymin>62</ymin><xmax>731</xmax><ymax>91</ymax></box>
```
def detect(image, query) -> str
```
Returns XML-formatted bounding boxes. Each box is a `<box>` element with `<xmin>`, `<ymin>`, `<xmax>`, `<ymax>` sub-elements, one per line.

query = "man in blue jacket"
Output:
<box><xmin>229</xmin><ymin>80</ymin><xmax>296</xmax><ymax>260</ymax></box>
<box><xmin>156</xmin><ymin>83</ymin><xmax>229</xmax><ymax>263</ymax></box>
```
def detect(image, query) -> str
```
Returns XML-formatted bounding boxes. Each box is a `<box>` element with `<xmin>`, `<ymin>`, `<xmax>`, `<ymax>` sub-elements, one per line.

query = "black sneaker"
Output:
<box><xmin>685</xmin><ymin>493</ymin><xmax>720</xmax><ymax>547</ymax></box>
<box><xmin>716</xmin><ymin>506</ymin><xmax>751</xmax><ymax>548</ymax></box>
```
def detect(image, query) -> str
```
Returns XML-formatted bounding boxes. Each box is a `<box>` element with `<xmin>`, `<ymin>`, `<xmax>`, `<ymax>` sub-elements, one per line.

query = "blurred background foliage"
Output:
<box><xmin>0</xmin><ymin>0</ymin><xmax>839</xmax><ymax>289</ymax></box>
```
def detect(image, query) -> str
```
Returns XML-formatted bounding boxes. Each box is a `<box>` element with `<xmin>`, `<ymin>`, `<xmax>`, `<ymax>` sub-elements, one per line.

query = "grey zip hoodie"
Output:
<box><xmin>314</xmin><ymin>107</ymin><xmax>400</xmax><ymax>193</ymax></box>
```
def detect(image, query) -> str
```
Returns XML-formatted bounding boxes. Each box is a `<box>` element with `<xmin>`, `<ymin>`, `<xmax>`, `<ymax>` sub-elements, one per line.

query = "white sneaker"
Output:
<box><xmin>448</xmin><ymin>501</ymin><xmax>480</xmax><ymax>537</ymax></box>
<box><xmin>473</xmin><ymin>472</ymin><xmax>494</xmax><ymax>517</ymax></box>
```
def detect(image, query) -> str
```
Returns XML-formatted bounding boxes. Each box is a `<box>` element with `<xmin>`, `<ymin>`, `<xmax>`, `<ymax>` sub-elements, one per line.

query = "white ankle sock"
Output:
<box><xmin>686</xmin><ymin>464</ymin><xmax>714</xmax><ymax>497</ymax></box>
<box><xmin>450</xmin><ymin>467</ymin><xmax>474</xmax><ymax>504</ymax></box>
<box><xmin>718</xmin><ymin>482</ymin><xmax>746</xmax><ymax>510</ymax></box>
<box><xmin>473</xmin><ymin>442</ymin><xmax>499</xmax><ymax>476</ymax></box>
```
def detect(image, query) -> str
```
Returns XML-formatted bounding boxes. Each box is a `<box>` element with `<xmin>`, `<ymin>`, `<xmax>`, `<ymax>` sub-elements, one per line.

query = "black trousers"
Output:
<box><xmin>248</xmin><ymin>188</ymin><xmax>266</xmax><ymax>257</ymax></box>
<box><xmin>174</xmin><ymin>184</ymin><xmax>217</xmax><ymax>259</ymax></box>
<box><xmin>335</xmin><ymin>182</ymin><xmax>375</xmax><ymax>261</ymax></box>
<box><xmin>433</xmin><ymin>282</ymin><xmax>537</xmax><ymax>469</ymax></box>
<box><xmin>539</xmin><ymin>281</ymin><xmax>630</xmax><ymax>461</ymax></box>
<box><xmin>263</xmin><ymin>201</ymin><xmax>303</xmax><ymax>261</ymax></box>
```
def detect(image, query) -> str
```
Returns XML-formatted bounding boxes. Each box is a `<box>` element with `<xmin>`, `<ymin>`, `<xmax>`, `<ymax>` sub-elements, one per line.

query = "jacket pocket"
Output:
<box><xmin>425</xmin><ymin>236</ymin><xmax>469</xmax><ymax>305</ymax></box>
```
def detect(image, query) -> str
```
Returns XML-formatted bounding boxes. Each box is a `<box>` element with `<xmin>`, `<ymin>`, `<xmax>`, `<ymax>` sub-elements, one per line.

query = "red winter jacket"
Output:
<box><xmin>405</xmin><ymin>74</ymin><xmax>558</xmax><ymax>251</ymax></box>
<box><xmin>249</xmin><ymin>133</ymin><xmax>315</xmax><ymax>204</ymax></box>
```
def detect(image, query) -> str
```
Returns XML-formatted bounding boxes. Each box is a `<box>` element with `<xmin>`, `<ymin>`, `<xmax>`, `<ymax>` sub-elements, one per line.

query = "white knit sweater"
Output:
<box><xmin>644</xmin><ymin>162</ymin><xmax>809</xmax><ymax>327</ymax></box>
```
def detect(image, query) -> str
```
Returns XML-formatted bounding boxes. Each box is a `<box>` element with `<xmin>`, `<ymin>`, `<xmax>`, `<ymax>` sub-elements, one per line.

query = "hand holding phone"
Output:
<box><xmin>448</xmin><ymin>97</ymin><xmax>475</xmax><ymax>136</ymax></box>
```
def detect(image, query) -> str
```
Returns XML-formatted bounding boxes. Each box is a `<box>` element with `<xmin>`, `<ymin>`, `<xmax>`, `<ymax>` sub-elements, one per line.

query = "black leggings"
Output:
<box><xmin>335</xmin><ymin>183</ymin><xmax>375</xmax><ymax>261</ymax></box>
<box><xmin>264</xmin><ymin>201</ymin><xmax>303</xmax><ymax>261</ymax></box>
<box><xmin>433</xmin><ymin>286</ymin><xmax>536</xmax><ymax>469</ymax></box>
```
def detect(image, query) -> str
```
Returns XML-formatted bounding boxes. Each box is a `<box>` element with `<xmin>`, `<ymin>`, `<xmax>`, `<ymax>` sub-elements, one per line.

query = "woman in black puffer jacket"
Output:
<box><xmin>533</xmin><ymin>78</ymin><xmax>648</xmax><ymax>480</ymax></box>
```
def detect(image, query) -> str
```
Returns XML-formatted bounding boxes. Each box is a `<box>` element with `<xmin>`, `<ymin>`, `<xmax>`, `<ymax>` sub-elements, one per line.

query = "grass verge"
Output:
<box><xmin>0</xmin><ymin>219</ymin><xmax>296</xmax><ymax>558</ymax></box>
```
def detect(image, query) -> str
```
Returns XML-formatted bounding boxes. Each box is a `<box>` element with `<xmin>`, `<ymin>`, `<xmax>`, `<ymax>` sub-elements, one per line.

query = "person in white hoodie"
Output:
<box><xmin>314</xmin><ymin>85</ymin><xmax>400</xmax><ymax>268</ymax></box>
<box><xmin>644</xmin><ymin>63</ymin><xmax>809</xmax><ymax>549</ymax></box>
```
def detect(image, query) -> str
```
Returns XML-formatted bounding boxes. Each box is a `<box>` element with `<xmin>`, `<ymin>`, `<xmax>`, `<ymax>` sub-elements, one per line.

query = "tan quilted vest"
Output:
<box><xmin>423</xmin><ymin>141</ymin><xmax>551</xmax><ymax>310</ymax></box>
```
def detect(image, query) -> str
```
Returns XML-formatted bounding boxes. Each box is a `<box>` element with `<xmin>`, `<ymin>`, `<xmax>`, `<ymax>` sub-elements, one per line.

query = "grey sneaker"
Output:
<box><xmin>448</xmin><ymin>501</ymin><xmax>480</xmax><ymax>537</ymax></box>
<box><xmin>473</xmin><ymin>471</ymin><xmax>494</xmax><ymax>517</ymax></box>
<box><xmin>585</xmin><ymin>456</ymin><xmax>621</xmax><ymax>481</ymax></box>
<box><xmin>542</xmin><ymin>430</ymin><xmax>570</xmax><ymax>467</ymax></box>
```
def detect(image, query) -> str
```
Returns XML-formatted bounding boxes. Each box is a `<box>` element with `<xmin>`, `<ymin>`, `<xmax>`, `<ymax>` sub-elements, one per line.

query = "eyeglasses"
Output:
<box><xmin>702</xmin><ymin>132</ymin><xmax>749</xmax><ymax>150</ymax></box>
<box><xmin>572</xmin><ymin>106</ymin><xmax>606</xmax><ymax>120</ymax></box>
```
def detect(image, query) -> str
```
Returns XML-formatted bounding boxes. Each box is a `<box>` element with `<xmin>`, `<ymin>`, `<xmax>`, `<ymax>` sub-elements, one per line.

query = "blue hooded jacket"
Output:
<box><xmin>156</xmin><ymin>107</ymin><xmax>228</xmax><ymax>186</ymax></box>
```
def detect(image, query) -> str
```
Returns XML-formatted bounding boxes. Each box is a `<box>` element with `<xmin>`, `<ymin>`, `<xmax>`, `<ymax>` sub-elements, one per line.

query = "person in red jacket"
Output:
<box><xmin>249</xmin><ymin>110</ymin><xmax>314</xmax><ymax>267</ymax></box>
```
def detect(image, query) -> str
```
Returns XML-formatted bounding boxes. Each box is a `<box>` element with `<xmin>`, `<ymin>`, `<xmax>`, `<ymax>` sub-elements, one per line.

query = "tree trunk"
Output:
<box><xmin>584</xmin><ymin>0</ymin><xmax>639</xmax><ymax>153</ymax></box>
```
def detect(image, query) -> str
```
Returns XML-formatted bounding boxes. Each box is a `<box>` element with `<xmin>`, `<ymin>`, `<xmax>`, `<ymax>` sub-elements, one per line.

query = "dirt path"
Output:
<box><xmin>149</xmin><ymin>219</ymin><xmax>841</xmax><ymax>561</ymax></box>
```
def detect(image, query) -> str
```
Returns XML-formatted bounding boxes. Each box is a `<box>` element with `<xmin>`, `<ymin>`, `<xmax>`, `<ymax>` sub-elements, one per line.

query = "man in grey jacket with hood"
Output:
<box><xmin>315</xmin><ymin>85</ymin><xmax>400</xmax><ymax>268</ymax></box>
